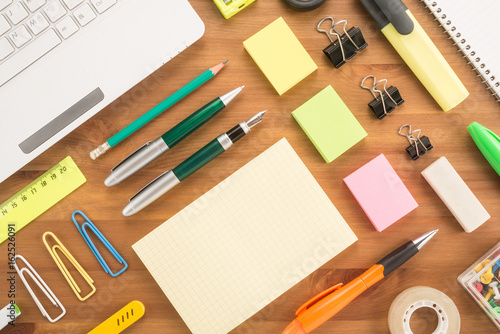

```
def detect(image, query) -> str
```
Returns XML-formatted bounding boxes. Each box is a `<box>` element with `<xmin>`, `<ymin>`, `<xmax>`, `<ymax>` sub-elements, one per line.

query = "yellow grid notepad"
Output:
<box><xmin>243</xmin><ymin>17</ymin><xmax>318</xmax><ymax>95</ymax></box>
<box><xmin>132</xmin><ymin>138</ymin><xmax>357</xmax><ymax>334</ymax></box>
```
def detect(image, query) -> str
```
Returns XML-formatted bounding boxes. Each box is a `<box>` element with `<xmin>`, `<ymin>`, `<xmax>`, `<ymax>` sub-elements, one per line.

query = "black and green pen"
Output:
<box><xmin>105</xmin><ymin>86</ymin><xmax>244</xmax><ymax>187</ymax></box>
<box><xmin>122</xmin><ymin>110</ymin><xmax>267</xmax><ymax>216</ymax></box>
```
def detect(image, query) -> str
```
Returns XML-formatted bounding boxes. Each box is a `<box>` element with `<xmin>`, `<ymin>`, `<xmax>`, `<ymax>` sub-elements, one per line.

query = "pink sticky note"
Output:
<box><xmin>343</xmin><ymin>154</ymin><xmax>418</xmax><ymax>232</ymax></box>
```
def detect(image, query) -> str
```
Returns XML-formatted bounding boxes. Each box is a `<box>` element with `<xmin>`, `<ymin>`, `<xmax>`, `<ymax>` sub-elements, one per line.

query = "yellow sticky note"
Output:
<box><xmin>292</xmin><ymin>86</ymin><xmax>367</xmax><ymax>163</ymax></box>
<box><xmin>243</xmin><ymin>17</ymin><xmax>317</xmax><ymax>95</ymax></box>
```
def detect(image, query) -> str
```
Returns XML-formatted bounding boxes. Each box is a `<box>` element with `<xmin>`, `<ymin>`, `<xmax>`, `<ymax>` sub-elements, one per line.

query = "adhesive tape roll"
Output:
<box><xmin>388</xmin><ymin>286</ymin><xmax>460</xmax><ymax>334</ymax></box>
<box><xmin>283</xmin><ymin>0</ymin><xmax>326</xmax><ymax>11</ymax></box>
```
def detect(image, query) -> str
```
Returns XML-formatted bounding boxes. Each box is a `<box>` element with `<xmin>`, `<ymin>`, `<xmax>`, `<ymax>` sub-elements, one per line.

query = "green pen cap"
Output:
<box><xmin>468</xmin><ymin>122</ymin><xmax>500</xmax><ymax>176</ymax></box>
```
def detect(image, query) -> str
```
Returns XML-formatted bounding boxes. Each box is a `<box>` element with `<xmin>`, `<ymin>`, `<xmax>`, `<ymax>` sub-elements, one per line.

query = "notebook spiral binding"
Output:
<box><xmin>420</xmin><ymin>0</ymin><xmax>500</xmax><ymax>102</ymax></box>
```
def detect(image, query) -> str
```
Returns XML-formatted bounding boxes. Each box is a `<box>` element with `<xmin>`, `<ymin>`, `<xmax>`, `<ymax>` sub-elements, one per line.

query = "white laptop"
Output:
<box><xmin>0</xmin><ymin>0</ymin><xmax>205</xmax><ymax>183</ymax></box>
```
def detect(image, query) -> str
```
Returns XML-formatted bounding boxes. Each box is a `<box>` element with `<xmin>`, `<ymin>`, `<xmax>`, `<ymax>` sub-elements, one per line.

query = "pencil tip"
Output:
<box><xmin>223</xmin><ymin>60</ymin><xmax>229</xmax><ymax>65</ymax></box>
<box><xmin>211</xmin><ymin>61</ymin><xmax>227</xmax><ymax>75</ymax></box>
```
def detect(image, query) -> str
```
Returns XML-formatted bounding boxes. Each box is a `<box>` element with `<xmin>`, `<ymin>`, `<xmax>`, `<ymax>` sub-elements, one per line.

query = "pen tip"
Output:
<box><xmin>220</xmin><ymin>86</ymin><xmax>243</xmax><ymax>105</ymax></box>
<box><xmin>413</xmin><ymin>229</ymin><xmax>438</xmax><ymax>250</ymax></box>
<box><xmin>257</xmin><ymin>110</ymin><xmax>267</xmax><ymax>118</ymax></box>
<box><xmin>246</xmin><ymin>110</ymin><xmax>267</xmax><ymax>128</ymax></box>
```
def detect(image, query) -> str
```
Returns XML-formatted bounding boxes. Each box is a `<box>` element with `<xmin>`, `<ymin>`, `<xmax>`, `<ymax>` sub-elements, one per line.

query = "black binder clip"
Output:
<box><xmin>398</xmin><ymin>124</ymin><xmax>433</xmax><ymax>161</ymax></box>
<box><xmin>316</xmin><ymin>17</ymin><xmax>368</xmax><ymax>68</ymax></box>
<box><xmin>361</xmin><ymin>75</ymin><xmax>404</xmax><ymax>120</ymax></box>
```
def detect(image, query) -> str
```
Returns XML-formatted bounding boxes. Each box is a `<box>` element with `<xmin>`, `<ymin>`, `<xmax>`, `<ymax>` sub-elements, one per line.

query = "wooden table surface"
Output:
<box><xmin>2</xmin><ymin>0</ymin><xmax>500</xmax><ymax>333</ymax></box>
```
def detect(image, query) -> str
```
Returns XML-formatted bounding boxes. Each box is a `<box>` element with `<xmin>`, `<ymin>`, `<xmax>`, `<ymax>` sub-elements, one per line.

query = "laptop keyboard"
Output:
<box><xmin>0</xmin><ymin>0</ymin><xmax>117</xmax><ymax>87</ymax></box>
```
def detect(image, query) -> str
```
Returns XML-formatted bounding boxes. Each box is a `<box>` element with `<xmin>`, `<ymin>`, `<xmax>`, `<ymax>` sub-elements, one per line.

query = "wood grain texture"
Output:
<box><xmin>1</xmin><ymin>0</ymin><xmax>500</xmax><ymax>333</ymax></box>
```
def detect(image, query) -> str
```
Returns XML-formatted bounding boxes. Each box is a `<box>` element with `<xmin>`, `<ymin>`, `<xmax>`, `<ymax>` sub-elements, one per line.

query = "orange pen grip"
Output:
<box><xmin>293</xmin><ymin>265</ymin><xmax>385</xmax><ymax>333</ymax></box>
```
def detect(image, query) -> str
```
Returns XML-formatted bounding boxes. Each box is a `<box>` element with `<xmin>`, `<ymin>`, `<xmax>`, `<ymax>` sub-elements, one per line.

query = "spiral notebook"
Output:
<box><xmin>421</xmin><ymin>0</ymin><xmax>500</xmax><ymax>102</ymax></box>
<box><xmin>133</xmin><ymin>138</ymin><xmax>357</xmax><ymax>334</ymax></box>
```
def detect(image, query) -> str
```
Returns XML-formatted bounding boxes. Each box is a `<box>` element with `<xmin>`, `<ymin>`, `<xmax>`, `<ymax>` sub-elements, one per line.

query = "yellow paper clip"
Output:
<box><xmin>42</xmin><ymin>232</ymin><xmax>96</xmax><ymax>301</ymax></box>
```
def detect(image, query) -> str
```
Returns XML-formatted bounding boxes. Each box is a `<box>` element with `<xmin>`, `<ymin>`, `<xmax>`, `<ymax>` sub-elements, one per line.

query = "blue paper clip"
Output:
<box><xmin>72</xmin><ymin>210</ymin><xmax>128</xmax><ymax>277</ymax></box>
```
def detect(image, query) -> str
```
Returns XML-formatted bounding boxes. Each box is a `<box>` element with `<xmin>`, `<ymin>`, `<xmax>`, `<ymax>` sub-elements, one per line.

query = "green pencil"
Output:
<box><xmin>90</xmin><ymin>61</ymin><xmax>228</xmax><ymax>160</ymax></box>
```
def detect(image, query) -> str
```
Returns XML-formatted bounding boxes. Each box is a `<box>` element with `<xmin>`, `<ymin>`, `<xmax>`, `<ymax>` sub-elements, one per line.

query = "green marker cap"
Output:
<box><xmin>468</xmin><ymin>122</ymin><xmax>500</xmax><ymax>176</ymax></box>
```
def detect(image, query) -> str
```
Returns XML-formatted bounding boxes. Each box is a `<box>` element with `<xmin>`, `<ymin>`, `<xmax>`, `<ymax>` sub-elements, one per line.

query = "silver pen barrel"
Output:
<box><xmin>105</xmin><ymin>137</ymin><xmax>169</xmax><ymax>187</ymax></box>
<box><xmin>122</xmin><ymin>170</ymin><xmax>181</xmax><ymax>216</ymax></box>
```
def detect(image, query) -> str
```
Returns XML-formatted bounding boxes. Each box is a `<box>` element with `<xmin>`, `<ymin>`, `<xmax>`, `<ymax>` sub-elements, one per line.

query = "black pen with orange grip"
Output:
<box><xmin>282</xmin><ymin>230</ymin><xmax>438</xmax><ymax>334</ymax></box>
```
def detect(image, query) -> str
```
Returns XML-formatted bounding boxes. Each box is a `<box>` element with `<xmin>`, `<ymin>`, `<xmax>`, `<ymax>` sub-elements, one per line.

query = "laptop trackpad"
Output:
<box><xmin>0</xmin><ymin>54</ymin><xmax>102</xmax><ymax>153</ymax></box>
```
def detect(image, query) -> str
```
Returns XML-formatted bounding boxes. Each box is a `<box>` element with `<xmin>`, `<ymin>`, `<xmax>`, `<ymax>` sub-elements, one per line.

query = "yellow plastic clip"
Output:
<box><xmin>481</xmin><ymin>267</ymin><xmax>494</xmax><ymax>285</ymax></box>
<box><xmin>42</xmin><ymin>232</ymin><xmax>96</xmax><ymax>301</ymax></box>
<box><xmin>475</xmin><ymin>259</ymin><xmax>491</xmax><ymax>273</ymax></box>
<box><xmin>485</xmin><ymin>288</ymin><xmax>495</xmax><ymax>301</ymax></box>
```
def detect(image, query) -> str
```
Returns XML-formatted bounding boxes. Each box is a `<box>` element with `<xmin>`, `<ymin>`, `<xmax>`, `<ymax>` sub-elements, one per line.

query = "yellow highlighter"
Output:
<box><xmin>360</xmin><ymin>0</ymin><xmax>468</xmax><ymax>111</ymax></box>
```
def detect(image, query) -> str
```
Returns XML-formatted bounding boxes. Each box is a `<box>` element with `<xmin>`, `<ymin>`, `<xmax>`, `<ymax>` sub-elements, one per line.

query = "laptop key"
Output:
<box><xmin>0</xmin><ymin>37</ymin><xmax>14</xmax><ymax>60</ymax></box>
<box><xmin>22</xmin><ymin>0</ymin><xmax>45</xmax><ymax>12</ymax></box>
<box><xmin>43</xmin><ymin>0</ymin><xmax>66</xmax><ymax>22</ymax></box>
<box><xmin>0</xmin><ymin>29</ymin><xmax>61</xmax><ymax>86</ymax></box>
<box><xmin>73</xmin><ymin>3</ymin><xmax>95</xmax><ymax>26</ymax></box>
<box><xmin>62</xmin><ymin>0</ymin><xmax>82</xmax><ymax>10</ymax></box>
<box><xmin>26</xmin><ymin>11</ymin><xmax>48</xmax><ymax>35</ymax></box>
<box><xmin>90</xmin><ymin>0</ymin><xmax>116</xmax><ymax>14</ymax></box>
<box><xmin>0</xmin><ymin>0</ymin><xmax>13</xmax><ymax>11</ymax></box>
<box><xmin>9</xmin><ymin>24</ymin><xmax>32</xmax><ymax>47</ymax></box>
<box><xmin>55</xmin><ymin>16</ymin><xmax>78</xmax><ymax>39</ymax></box>
<box><xmin>0</xmin><ymin>15</ymin><xmax>11</xmax><ymax>36</ymax></box>
<box><xmin>5</xmin><ymin>2</ymin><xmax>29</xmax><ymax>25</ymax></box>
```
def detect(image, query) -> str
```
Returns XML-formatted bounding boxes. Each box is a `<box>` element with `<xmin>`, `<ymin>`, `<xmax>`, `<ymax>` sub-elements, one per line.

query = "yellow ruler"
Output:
<box><xmin>0</xmin><ymin>156</ymin><xmax>86</xmax><ymax>243</ymax></box>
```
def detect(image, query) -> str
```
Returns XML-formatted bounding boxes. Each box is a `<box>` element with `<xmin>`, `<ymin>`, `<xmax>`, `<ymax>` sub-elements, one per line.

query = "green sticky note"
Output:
<box><xmin>292</xmin><ymin>86</ymin><xmax>367</xmax><ymax>163</ymax></box>
<box><xmin>243</xmin><ymin>17</ymin><xmax>317</xmax><ymax>95</ymax></box>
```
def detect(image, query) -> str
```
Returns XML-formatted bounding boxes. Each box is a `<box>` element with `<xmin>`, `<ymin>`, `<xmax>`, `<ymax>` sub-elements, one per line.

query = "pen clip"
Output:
<box><xmin>111</xmin><ymin>142</ymin><xmax>151</xmax><ymax>171</ymax></box>
<box><xmin>295</xmin><ymin>283</ymin><xmax>343</xmax><ymax>316</ymax></box>
<box><xmin>129</xmin><ymin>170</ymin><xmax>171</xmax><ymax>202</ymax></box>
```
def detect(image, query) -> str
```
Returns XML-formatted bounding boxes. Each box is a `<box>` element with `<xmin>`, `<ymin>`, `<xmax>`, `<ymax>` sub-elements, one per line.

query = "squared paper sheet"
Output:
<box><xmin>133</xmin><ymin>138</ymin><xmax>357</xmax><ymax>334</ymax></box>
<box><xmin>343</xmin><ymin>154</ymin><xmax>418</xmax><ymax>232</ymax></box>
<box><xmin>243</xmin><ymin>17</ymin><xmax>317</xmax><ymax>95</ymax></box>
<box><xmin>292</xmin><ymin>85</ymin><xmax>367</xmax><ymax>163</ymax></box>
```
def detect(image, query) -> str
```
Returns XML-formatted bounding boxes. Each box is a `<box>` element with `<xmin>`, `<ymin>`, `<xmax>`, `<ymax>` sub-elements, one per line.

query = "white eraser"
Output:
<box><xmin>421</xmin><ymin>157</ymin><xmax>490</xmax><ymax>233</ymax></box>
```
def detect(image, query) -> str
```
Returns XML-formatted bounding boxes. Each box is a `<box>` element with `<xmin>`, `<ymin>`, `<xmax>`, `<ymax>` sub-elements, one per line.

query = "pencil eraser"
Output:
<box><xmin>421</xmin><ymin>156</ymin><xmax>490</xmax><ymax>232</ymax></box>
<box><xmin>343</xmin><ymin>154</ymin><xmax>418</xmax><ymax>232</ymax></box>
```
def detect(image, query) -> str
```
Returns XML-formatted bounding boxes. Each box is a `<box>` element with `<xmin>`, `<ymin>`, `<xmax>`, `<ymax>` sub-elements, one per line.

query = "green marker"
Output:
<box><xmin>90</xmin><ymin>61</ymin><xmax>228</xmax><ymax>160</ymax></box>
<box><xmin>468</xmin><ymin>122</ymin><xmax>500</xmax><ymax>176</ymax></box>
<box><xmin>105</xmin><ymin>86</ymin><xmax>244</xmax><ymax>187</ymax></box>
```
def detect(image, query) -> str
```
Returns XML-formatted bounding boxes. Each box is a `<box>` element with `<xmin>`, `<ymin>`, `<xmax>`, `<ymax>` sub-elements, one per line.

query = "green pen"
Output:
<box><xmin>122</xmin><ymin>110</ymin><xmax>267</xmax><ymax>216</ymax></box>
<box><xmin>105</xmin><ymin>86</ymin><xmax>244</xmax><ymax>187</ymax></box>
<box><xmin>90</xmin><ymin>61</ymin><xmax>228</xmax><ymax>160</ymax></box>
<box><xmin>468</xmin><ymin>122</ymin><xmax>500</xmax><ymax>176</ymax></box>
